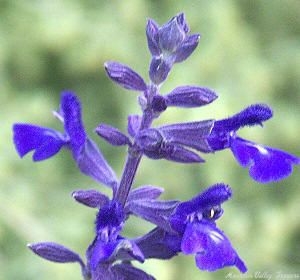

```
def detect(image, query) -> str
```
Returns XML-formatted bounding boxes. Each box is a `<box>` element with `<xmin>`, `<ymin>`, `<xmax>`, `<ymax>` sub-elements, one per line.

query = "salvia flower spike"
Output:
<box><xmin>12</xmin><ymin>12</ymin><xmax>299</xmax><ymax>280</ymax></box>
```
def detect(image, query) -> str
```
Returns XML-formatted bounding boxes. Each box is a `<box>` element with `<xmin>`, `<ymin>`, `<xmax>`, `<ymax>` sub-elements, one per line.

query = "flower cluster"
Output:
<box><xmin>13</xmin><ymin>13</ymin><xmax>299</xmax><ymax>280</ymax></box>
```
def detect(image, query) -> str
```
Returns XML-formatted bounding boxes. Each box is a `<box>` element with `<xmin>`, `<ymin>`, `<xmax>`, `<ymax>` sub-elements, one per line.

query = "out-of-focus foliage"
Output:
<box><xmin>0</xmin><ymin>1</ymin><xmax>299</xmax><ymax>280</ymax></box>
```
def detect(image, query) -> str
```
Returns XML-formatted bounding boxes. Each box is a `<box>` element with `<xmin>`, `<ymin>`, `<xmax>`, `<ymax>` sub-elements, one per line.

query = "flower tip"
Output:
<box><xmin>104</xmin><ymin>61</ymin><xmax>147</xmax><ymax>91</ymax></box>
<box><xmin>71</xmin><ymin>189</ymin><xmax>109</xmax><ymax>208</ymax></box>
<box><xmin>104</xmin><ymin>61</ymin><xmax>115</xmax><ymax>75</ymax></box>
<box><xmin>27</xmin><ymin>242</ymin><xmax>42</xmax><ymax>255</ymax></box>
<box><xmin>241</xmin><ymin>103</ymin><xmax>273</xmax><ymax>126</ymax></box>
<box><xmin>61</xmin><ymin>89</ymin><xmax>77</xmax><ymax>97</ymax></box>
<box><xmin>146</xmin><ymin>20</ymin><xmax>160</xmax><ymax>57</ymax></box>
<box><xmin>208</xmin><ymin>183</ymin><xmax>233</xmax><ymax>202</ymax></box>
<box><xmin>176</xmin><ymin>12</ymin><xmax>185</xmax><ymax>22</ymax></box>
<box><xmin>103</xmin><ymin>61</ymin><xmax>110</xmax><ymax>69</ymax></box>
<box><xmin>146</xmin><ymin>18</ymin><xmax>158</xmax><ymax>28</ymax></box>
<box><xmin>71</xmin><ymin>190</ymin><xmax>78</xmax><ymax>199</ymax></box>
<box><xmin>252</xmin><ymin>103</ymin><xmax>273</xmax><ymax>119</ymax></box>
<box><xmin>219</xmin><ymin>183</ymin><xmax>233</xmax><ymax>198</ymax></box>
<box><xmin>176</xmin><ymin>12</ymin><xmax>189</xmax><ymax>32</ymax></box>
<box><xmin>235</xmin><ymin>256</ymin><xmax>248</xmax><ymax>273</ymax></box>
<box><xmin>61</xmin><ymin>91</ymin><xmax>80</xmax><ymax>110</ymax></box>
<box><xmin>104</xmin><ymin>61</ymin><xmax>117</xmax><ymax>73</ymax></box>
<box><xmin>192</xmin><ymin>33</ymin><xmax>201</xmax><ymax>45</ymax></box>
<box><xmin>12</xmin><ymin>124</ymin><xmax>28</xmax><ymax>158</ymax></box>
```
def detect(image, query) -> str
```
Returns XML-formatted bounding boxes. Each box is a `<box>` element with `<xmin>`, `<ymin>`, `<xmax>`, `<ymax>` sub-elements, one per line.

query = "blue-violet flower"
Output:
<box><xmin>12</xmin><ymin>12</ymin><xmax>299</xmax><ymax>280</ymax></box>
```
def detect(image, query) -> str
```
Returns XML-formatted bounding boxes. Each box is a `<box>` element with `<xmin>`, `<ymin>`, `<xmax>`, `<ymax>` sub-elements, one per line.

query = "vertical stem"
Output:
<box><xmin>115</xmin><ymin>111</ymin><xmax>154</xmax><ymax>206</ymax></box>
<box><xmin>115</xmin><ymin>151</ymin><xmax>142</xmax><ymax>206</ymax></box>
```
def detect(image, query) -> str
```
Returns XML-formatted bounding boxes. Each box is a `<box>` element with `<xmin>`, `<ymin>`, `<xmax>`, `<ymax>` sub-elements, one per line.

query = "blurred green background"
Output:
<box><xmin>1</xmin><ymin>1</ymin><xmax>299</xmax><ymax>279</ymax></box>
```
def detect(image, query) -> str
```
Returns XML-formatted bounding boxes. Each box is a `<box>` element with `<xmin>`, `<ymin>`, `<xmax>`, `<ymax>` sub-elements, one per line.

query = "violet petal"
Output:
<box><xmin>61</xmin><ymin>92</ymin><xmax>117</xmax><ymax>187</ymax></box>
<box><xmin>13</xmin><ymin>124</ymin><xmax>67</xmax><ymax>161</ymax></box>
<box><xmin>28</xmin><ymin>242</ymin><xmax>83</xmax><ymax>264</ymax></box>
<box><xmin>208</xmin><ymin>104</ymin><xmax>273</xmax><ymax>152</ymax></box>
<box><xmin>176</xmin><ymin>12</ymin><xmax>189</xmax><ymax>33</ymax></box>
<box><xmin>158</xmin><ymin>15</ymin><xmax>186</xmax><ymax>53</ymax></box>
<box><xmin>174</xmin><ymin>34</ymin><xmax>200</xmax><ymax>63</ymax></box>
<box><xmin>88</xmin><ymin>239</ymin><xmax>119</xmax><ymax>269</ymax></box>
<box><xmin>95</xmin><ymin>124</ymin><xmax>131</xmax><ymax>146</ymax></box>
<box><xmin>72</xmin><ymin>189</ymin><xmax>110</xmax><ymax>208</ymax></box>
<box><xmin>174</xmin><ymin>183</ymin><xmax>232</xmax><ymax>217</ymax></box>
<box><xmin>231</xmin><ymin>137</ymin><xmax>300</xmax><ymax>183</ymax></box>
<box><xmin>169</xmin><ymin>183</ymin><xmax>231</xmax><ymax>234</ymax></box>
<box><xmin>75</xmin><ymin>138</ymin><xmax>118</xmax><ymax>188</ymax></box>
<box><xmin>165</xmin><ymin>85</ymin><xmax>217</xmax><ymax>108</ymax></box>
<box><xmin>213</xmin><ymin>104</ymin><xmax>273</xmax><ymax>134</ymax></box>
<box><xmin>181</xmin><ymin>222</ymin><xmax>247</xmax><ymax>273</ymax></box>
<box><xmin>61</xmin><ymin>91</ymin><xmax>86</xmax><ymax>152</ymax></box>
<box><xmin>146</xmin><ymin>19</ymin><xmax>160</xmax><ymax>56</ymax></box>
<box><xmin>105</xmin><ymin>61</ymin><xmax>147</xmax><ymax>91</ymax></box>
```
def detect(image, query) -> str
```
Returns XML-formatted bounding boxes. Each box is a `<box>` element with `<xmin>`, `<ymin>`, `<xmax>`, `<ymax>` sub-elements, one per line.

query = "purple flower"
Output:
<box><xmin>146</xmin><ymin>13</ymin><xmax>200</xmax><ymax>84</ymax></box>
<box><xmin>207</xmin><ymin>104</ymin><xmax>300</xmax><ymax>183</ymax></box>
<box><xmin>129</xmin><ymin>184</ymin><xmax>247</xmax><ymax>273</ymax></box>
<box><xmin>13</xmin><ymin>92</ymin><xmax>117</xmax><ymax>188</ymax></box>
<box><xmin>167</xmin><ymin>184</ymin><xmax>247</xmax><ymax>273</ymax></box>
<box><xmin>86</xmin><ymin>200</ymin><xmax>152</xmax><ymax>279</ymax></box>
<box><xmin>14</xmin><ymin>11</ymin><xmax>300</xmax><ymax>280</ymax></box>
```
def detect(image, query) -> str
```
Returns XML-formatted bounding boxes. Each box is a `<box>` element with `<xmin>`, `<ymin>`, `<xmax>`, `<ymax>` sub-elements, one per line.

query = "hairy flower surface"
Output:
<box><xmin>168</xmin><ymin>184</ymin><xmax>247</xmax><ymax>273</ymax></box>
<box><xmin>207</xmin><ymin>104</ymin><xmax>300</xmax><ymax>182</ymax></box>
<box><xmin>130</xmin><ymin>184</ymin><xmax>247</xmax><ymax>273</ymax></box>
<box><xmin>13</xmin><ymin>92</ymin><xmax>117</xmax><ymax>188</ymax></box>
